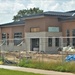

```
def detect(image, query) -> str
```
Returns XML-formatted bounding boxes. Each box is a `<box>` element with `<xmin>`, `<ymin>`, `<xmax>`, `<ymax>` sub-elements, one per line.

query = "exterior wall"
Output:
<box><xmin>62</xmin><ymin>20</ymin><xmax>75</xmax><ymax>36</ymax></box>
<box><xmin>25</xmin><ymin>17</ymin><xmax>46</xmax><ymax>32</ymax></box>
<box><xmin>12</xmin><ymin>26</ymin><xmax>25</xmax><ymax>38</ymax></box>
<box><xmin>25</xmin><ymin>32</ymin><xmax>62</xmax><ymax>53</ymax></box>
<box><xmin>1</xmin><ymin>27</ymin><xmax>12</xmax><ymax>39</ymax></box>
<box><xmin>1</xmin><ymin>15</ymin><xmax>75</xmax><ymax>53</ymax></box>
<box><xmin>25</xmin><ymin>32</ymin><xmax>46</xmax><ymax>52</ymax></box>
<box><xmin>1</xmin><ymin>26</ymin><xmax>25</xmax><ymax>39</ymax></box>
<box><xmin>25</xmin><ymin>16</ymin><xmax>61</xmax><ymax>32</ymax></box>
<box><xmin>0</xmin><ymin>25</ymin><xmax>26</xmax><ymax>51</ymax></box>
<box><xmin>25</xmin><ymin>16</ymin><xmax>62</xmax><ymax>53</ymax></box>
<box><xmin>1</xmin><ymin>43</ymin><xmax>26</xmax><ymax>52</ymax></box>
<box><xmin>45</xmin><ymin>32</ymin><xmax>62</xmax><ymax>53</ymax></box>
<box><xmin>62</xmin><ymin>20</ymin><xmax>75</xmax><ymax>46</ymax></box>
<box><xmin>44</xmin><ymin>16</ymin><xmax>61</xmax><ymax>31</ymax></box>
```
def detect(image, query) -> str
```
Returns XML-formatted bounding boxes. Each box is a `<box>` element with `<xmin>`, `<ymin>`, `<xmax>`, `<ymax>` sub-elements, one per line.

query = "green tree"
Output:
<box><xmin>13</xmin><ymin>7</ymin><xmax>43</xmax><ymax>21</ymax></box>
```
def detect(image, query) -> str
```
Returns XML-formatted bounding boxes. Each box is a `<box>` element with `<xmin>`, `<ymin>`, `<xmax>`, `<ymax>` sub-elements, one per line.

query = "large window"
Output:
<box><xmin>66</xmin><ymin>30</ymin><xmax>70</xmax><ymax>46</ymax></box>
<box><xmin>72</xmin><ymin>38</ymin><xmax>75</xmax><ymax>46</ymax></box>
<box><xmin>2</xmin><ymin>33</ymin><xmax>6</xmax><ymax>45</ymax></box>
<box><xmin>72</xmin><ymin>29</ymin><xmax>75</xmax><ymax>36</ymax></box>
<box><xmin>2</xmin><ymin>33</ymin><xmax>6</xmax><ymax>39</ymax></box>
<box><xmin>48</xmin><ymin>38</ymin><xmax>52</xmax><ymax>47</ymax></box>
<box><xmin>66</xmin><ymin>29</ymin><xmax>70</xmax><ymax>36</ymax></box>
<box><xmin>2</xmin><ymin>33</ymin><xmax>9</xmax><ymax>45</ymax></box>
<box><xmin>30</xmin><ymin>27</ymin><xmax>40</xmax><ymax>32</ymax></box>
<box><xmin>14</xmin><ymin>32</ymin><xmax>22</xmax><ymax>45</ymax></box>
<box><xmin>72</xmin><ymin>29</ymin><xmax>75</xmax><ymax>46</ymax></box>
<box><xmin>55</xmin><ymin>38</ymin><xmax>59</xmax><ymax>47</ymax></box>
<box><xmin>67</xmin><ymin>38</ymin><xmax>70</xmax><ymax>46</ymax></box>
<box><xmin>48</xmin><ymin>27</ymin><xmax>59</xmax><ymax>32</ymax></box>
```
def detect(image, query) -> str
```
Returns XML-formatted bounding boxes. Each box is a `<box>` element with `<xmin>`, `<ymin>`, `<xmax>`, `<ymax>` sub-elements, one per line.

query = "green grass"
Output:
<box><xmin>0</xmin><ymin>68</ymin><xmax>44</xmax><ymax>75</ymax></box>
<box><xmin>18</xmin><ymin>58</ymin><xmax>75</xmax><ymax>73</ymax></box>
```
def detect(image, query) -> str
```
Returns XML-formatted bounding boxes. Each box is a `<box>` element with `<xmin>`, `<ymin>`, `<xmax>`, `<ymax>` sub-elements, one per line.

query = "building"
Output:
<box><xmin>1</xmin><ymin>10</ymin><xmax>75</xmax><ymax>53</ymax></box>
<box><xmin>0</xmin><ymin>20</ymin><xmax>25</xmax><ymax>51</ymax></box>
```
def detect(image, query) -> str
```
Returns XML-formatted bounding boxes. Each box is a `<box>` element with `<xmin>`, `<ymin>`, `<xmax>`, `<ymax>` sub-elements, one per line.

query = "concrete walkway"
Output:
<box><xmin>0</xmin><ymin>65</ymin><xmax>75</xmax><ymax>75</ymax></box>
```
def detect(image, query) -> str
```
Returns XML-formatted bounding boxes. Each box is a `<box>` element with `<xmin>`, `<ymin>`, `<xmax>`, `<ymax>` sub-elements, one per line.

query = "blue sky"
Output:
<box><xmin>0</xmin><ymin>0</ymin><xmax>75</xmax><ymax>24</ymax></box>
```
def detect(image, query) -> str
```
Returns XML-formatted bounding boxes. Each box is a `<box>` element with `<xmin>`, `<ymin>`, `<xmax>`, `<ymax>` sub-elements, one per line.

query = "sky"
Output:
<box><xmin>0</xmin><ymin>0</ymin><xmax>75</xmax><ymax>24</ymax></box>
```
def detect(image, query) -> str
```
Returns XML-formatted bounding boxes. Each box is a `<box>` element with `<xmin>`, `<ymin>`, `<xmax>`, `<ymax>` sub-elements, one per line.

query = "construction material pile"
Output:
<box><xmin>62</xmin><ymin>46</ymin><xmax>75</xmax><ymax>52</ymax></box>
<box><xmin>65</xmin><ymin>55</ymin><xmax>75</xmax><ymax>62</ymax></box>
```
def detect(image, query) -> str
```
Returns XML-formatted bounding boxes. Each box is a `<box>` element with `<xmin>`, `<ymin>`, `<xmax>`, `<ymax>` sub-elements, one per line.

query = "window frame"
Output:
<box><xmin>55</xmin><ymin>38</ymin><xmax>59</xmax><ymax>47</ymax></box>
<box><xmin>48</xmin><ymin>27</ymin><xmax>59</xmax><ymax>32</ymax></box>
<box><xmin>66</xmin><ymin>29</ymin><xmax>70</xmax><ymax>36</ymax></box>
<box><xmin>14</xmin><ymin>32</ymin><xmax>22</xmax><ymax>46</ymax></box>
<box><xmin>30</xmin><ymin>27</ymin><xmax>40</xmax><ymax>32</ymax></box>
<box><xmin>48</xmin><ymin>38</ymin><xmax>52</xmax><ymax>47</ymax></box>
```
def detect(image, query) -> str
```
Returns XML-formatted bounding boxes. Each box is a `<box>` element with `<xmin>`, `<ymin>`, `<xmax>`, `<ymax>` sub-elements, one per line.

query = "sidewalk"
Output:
<box><xmin>0</xmin><ymin>65</ymin><xmax>75</xmax><ymax>75</ymax></box>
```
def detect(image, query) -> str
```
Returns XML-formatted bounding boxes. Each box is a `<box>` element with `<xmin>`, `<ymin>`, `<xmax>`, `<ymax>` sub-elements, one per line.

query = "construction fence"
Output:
<box><xmin>0</xmin><ymin>37</ymin><xmax>75</xmax><ymax>65</ymax></box>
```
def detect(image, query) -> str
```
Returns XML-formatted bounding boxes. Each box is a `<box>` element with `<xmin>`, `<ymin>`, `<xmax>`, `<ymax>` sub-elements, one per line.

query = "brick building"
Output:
<box><xmin>0</xmin><ymin>10</ymin><xmax>75</xmax><ymax>53</ymax></box>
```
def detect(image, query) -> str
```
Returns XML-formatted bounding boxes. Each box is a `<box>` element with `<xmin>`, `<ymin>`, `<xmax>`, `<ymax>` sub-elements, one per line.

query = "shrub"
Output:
<box><xmin>18</xmin><ymin>59</ymin><xmax>75</xmax><ymax>73</ymax></box>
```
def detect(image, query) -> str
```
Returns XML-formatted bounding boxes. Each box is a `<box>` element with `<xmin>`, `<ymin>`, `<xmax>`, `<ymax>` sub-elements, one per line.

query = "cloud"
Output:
<box><xmin>28</xmin><ymin>0</ymin><xmax>75</xmax><ymax>12</ymax></box>
<box><xmin>61</xmin><ymin>0</ymin><xmax>75</xmax><ymax>11</ymax></box>
<box><xmin>28</xmin><ymin>0</ymin><xmax>56</xmax><ymax>11</ymax></box>
<box><xmin>0</xmin><ymin>0</ymin><xmax>26</xmax><ymax>24</ymax></box>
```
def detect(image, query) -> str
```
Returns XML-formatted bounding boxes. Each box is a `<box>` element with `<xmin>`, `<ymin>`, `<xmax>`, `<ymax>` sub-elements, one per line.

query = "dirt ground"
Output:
<box><xmin>0</xmin><ymin>51</ymin><xmax>67</xmax><ymax>63</ymax></box>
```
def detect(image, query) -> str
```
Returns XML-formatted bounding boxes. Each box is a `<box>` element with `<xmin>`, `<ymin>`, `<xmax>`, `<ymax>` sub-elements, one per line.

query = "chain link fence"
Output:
<box><xmin>0</xmin><ymin>37</ymin><xmax>75</xmax><ymax>65</ymax></box>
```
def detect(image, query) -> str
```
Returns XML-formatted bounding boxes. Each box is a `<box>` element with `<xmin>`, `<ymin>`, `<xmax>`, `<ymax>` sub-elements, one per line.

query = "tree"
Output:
<box><xmin>13</xmin><ymin>7</ymin><xmax>43</xmax><ymax>21</ymax></box>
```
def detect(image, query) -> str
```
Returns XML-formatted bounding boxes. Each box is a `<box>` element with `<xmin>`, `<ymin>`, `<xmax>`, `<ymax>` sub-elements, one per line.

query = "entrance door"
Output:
<box><xmin>31</xmin><ymin>38</ymin><xmax>39</xmax><ymax>51</ymax></box>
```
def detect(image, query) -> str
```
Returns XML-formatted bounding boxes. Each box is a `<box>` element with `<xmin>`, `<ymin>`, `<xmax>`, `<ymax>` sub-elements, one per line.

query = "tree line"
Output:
<box><xmin>13</xmin><ymin>7</ymin><xmax>43</xmax><ymax>21</ymax></box>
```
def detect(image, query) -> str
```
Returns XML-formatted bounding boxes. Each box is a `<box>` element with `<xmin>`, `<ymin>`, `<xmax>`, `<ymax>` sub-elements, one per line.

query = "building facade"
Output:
<box><xmin>1</xmin><ymin>10</ymin><xmax>75</xmax><ymax>53</ymax></box>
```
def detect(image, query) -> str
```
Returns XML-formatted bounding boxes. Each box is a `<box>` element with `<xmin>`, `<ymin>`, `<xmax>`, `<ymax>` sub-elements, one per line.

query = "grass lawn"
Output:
<box><xmin>0</xmin><ymin>68</ymin><xmax>44</xmax><ymax>75</ymax></box>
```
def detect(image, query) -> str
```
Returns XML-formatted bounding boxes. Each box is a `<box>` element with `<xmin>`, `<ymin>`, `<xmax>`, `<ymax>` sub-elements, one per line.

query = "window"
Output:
<box><xmin>72</xmin><ymin>29</ymin><xmax>75</xmax><ymax>36</ymax></box>
<box><xmin>66</xmin><ymin>30</ymin><xmax>70</xmax><ymax>36</ymax></box>
<box><xmin>48</xmin><ymin>27</ymin><xmax>59</xmax><ymax>32</ymax></box>
<box><xmin>2</xmin><ymin>33</ymin><xmax>6</xmax><ymax>38</ymax></box>
<box><xmin>2</xmin><ymin>33</ymin><xmax>9</xmax><ymax>45</ymax></box>
<box><xmin>55</xmin><ymin>38</ymin><xmax>59</xmax><ymax>47</ymax></box>
<box><xmin>66</xmin><ymin>30</ymin><xmax>70</xmax><ymax>46</ymax></box>
<box><xmin>48</xmin><ymin>38</ymin><xmax>52</xmax><ymax>47</ymax></box>
<box><xmin>2</xmin><ymin>33</ymin><xmax>6</xmax><ymax>45</ymax></box>
<box><xmin>72</xmin><ymin>29</ymin><xmax>75</xmax><ymax>46</ymax></box>
<box><xmin>30</xmin><ymin>27</ymin><xmax>40</xmax><ymax>32</ymax></box>
<box><xmin>7</xmin><ymin>33</ymin><xmax>9</xmax><ymax>45</ymax></box>
<box><xmin>14</xmin><ymin>32</ymin><xmax>22</xmax><ymax>45</ymax></box>
<box><xmin>67</xmin><ymin>38</ymin><xmax>70</xmax><ymax>46</ymax></box>
<box><xmin>72</xmin><ymin>38</ymin><xmax>75</xmax><ymax>46</ymax></box>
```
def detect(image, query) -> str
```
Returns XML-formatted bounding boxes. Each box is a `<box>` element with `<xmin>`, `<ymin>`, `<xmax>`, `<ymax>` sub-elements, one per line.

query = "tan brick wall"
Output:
<box><xmin>0</xmin><ymin>25</ymin><xmax>24</xmax><ymax>40</ymax></box>
<box><xmin>12</xmin><ymin>26</ymin><xmax>24</xmax><ymax>38</ymax></box>
<box><xmin>25</xmin><ymin>16</ymin><xmax>61</xmax><ymax>32</ymax></box>
<box><xmin>25</xmin><ymin>17</ymin><xmax>45</xmax><ymax>32</ymax></box>
<box><xmin>62</xmin><ymin>20</ymin><xmax>75</xmax><ymax>36</ymax></box>
<box><xmin>44</xmin><ymin>16</ymin><xmax>61</xmax><ymax>31</ymax></box>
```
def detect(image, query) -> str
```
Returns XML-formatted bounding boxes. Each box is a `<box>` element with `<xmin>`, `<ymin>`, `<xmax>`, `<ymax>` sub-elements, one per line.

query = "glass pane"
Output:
<box><xmin>55</xmin><ymin>38</ymin><xmax>59</xmax><ymax>47</ymax></box>
<box><xmin>48</xmin><ymin>38</ymin><xmax>52</xmax><ymax>47</ymax></box>
<box><xmin>14</xmin><ymin>32</ymin><xmax>22</xmax><ymax>45</ymax></box>
<box><xmin>48</xmin><ymin>27</ymin><xmax>59</xmax><ymax>32</ymax></box>
<box><xmin>30</xmin><ymin>28</ymin><xmax>40</xmax><ymax>32</ymax></box>
<box><xmin>72</xmin><ymin>29</ymin><xmax>75</xmax><ymax>36</ymax></box>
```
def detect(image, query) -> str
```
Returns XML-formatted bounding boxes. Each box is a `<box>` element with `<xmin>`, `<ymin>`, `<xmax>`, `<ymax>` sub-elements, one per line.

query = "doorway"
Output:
<box><xmin>31</xmin><ymin>38</ymin><xmax>39</xmax><ymax>51</ymax></box>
